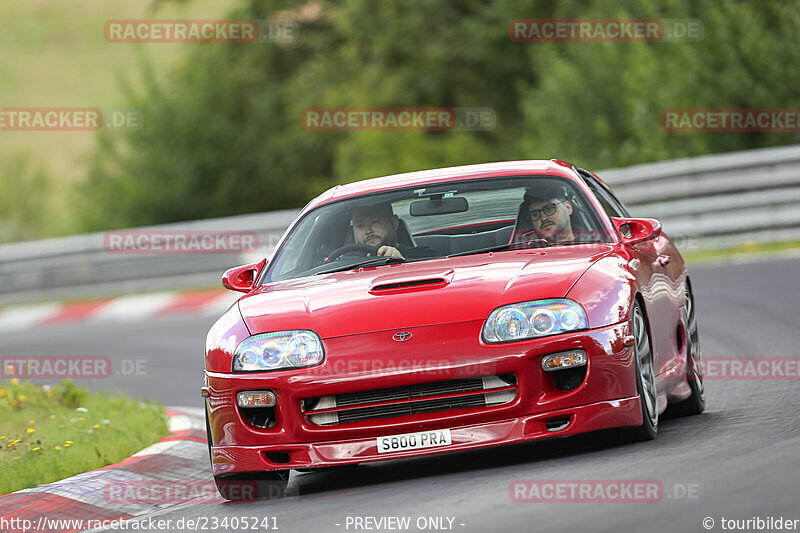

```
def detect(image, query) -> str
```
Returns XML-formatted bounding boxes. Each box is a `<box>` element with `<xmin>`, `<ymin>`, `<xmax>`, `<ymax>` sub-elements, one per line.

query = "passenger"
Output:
<box><xmin>351</xmin><ymin>202</ymin><xmax>438</xmax><ymax>259</ymax></box>
<box><xmin>524</xmin><ymin>185</ymin><xmax>576</xmax><ymax>243</ymax></box>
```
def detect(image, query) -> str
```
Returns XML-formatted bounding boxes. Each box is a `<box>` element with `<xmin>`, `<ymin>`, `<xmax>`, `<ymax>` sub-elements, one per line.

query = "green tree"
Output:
<box><xmin>82</xmin><ymin>0</ymin><xmax>800</xmax><ymax>231</ymax></box>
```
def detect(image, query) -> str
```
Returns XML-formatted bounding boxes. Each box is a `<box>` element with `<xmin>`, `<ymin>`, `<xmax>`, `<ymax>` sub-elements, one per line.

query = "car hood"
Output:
<box><xmin>239</xmin><ymin>245</ymin><xmax>614</xmax><ymax>338</ymax></box>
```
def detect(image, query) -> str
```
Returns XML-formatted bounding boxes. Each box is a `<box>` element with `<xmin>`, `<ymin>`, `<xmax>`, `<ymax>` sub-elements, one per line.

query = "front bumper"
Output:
<box><xmin>206</xmin><ymin>320</ymin><xmax>640</xmax><ymax>476</ymax></box>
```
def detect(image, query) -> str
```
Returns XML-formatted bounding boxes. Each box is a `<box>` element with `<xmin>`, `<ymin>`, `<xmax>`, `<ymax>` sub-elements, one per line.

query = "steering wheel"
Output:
<box><xmin>510</xmin><ymin>230</ymin><xmax>549</xmax><ymax>250</ymax></box>
<box><xmin>325</xmin><ymin>243</ymin><xmax>379</xmax><ymax>263</ymax></box>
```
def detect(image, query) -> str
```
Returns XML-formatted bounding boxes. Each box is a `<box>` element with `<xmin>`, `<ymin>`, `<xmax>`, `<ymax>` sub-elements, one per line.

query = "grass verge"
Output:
<box><xmin>0</xmin><ymin>379</ymin><xmax>168</xmax><ymax>495</ymax></box>
<box><xmin>683</xmin><ymin>239</ymin><xmax>800</xmax><ymax>264</ymax></box>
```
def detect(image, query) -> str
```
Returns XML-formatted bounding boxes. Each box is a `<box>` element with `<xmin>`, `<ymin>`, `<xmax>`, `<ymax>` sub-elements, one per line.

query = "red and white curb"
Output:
<box><xmin>0</xmin><ymin>407</ymin><xmax>211</xmax><ymax>533</ymax></box>
<box><xmin>0</xmin><ymin>290</ymin><xmax>240</xmax><ymax>333</ymax></box>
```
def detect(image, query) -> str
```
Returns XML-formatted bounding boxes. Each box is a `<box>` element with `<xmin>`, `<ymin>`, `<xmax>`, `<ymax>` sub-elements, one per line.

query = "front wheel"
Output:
<box><xmin>622</xmin><ymin>301</ymin><xmax>658</xmax><ymax>442</ymax></box>
<box><xmin>668</xmin><ymin>285</ymin><xmax>706</xmax><ymax>416</ymax></box>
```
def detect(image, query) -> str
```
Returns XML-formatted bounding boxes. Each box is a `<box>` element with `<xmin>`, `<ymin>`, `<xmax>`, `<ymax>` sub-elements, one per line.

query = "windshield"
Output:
<box><xmin>263</xmin><ymin>175</ymin><xmax>611</xmax><ymax>283</ymax></box>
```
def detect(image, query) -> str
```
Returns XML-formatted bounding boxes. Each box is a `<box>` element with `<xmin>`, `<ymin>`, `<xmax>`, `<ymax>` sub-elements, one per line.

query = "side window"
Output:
<box><xmin>265</xmin><ymin>212</ymin><xmax>324</xmax><ymax>281</ymax></box>
<box><xmin>601</xmin><ymin>186</ymin><xmax>630</xmax><ymax>217</ymax></box>
<box><xmin>583</xmin><ymin>175</ymin><xmax>629</xmax><ymax>218</ymax></box>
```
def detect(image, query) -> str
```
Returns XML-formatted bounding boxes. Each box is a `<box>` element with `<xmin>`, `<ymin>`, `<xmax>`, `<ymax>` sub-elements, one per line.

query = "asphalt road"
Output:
<box><xmin>3</xmin><ymin>254</ymin><xmax>800</xmax><ymax>533</ymax></box>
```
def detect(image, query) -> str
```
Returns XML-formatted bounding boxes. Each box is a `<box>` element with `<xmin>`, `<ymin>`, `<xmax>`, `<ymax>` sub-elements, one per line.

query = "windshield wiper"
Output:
<box><xmin>314</xmin><ymin>256</ymin><xmax>406</xmax><ymax>275</ymax></box>
<box><xmin>556</xmin><ymin>240</ymin><xmax>602</xmax><ymax>246</ymax></box>
<box><xmin>446</xmin><ymin>238</ymin><xmax>556</xmax><ymax>258</ymax></box>
<box><xmin>446</xmin><ymin>244</ymin><xmax>515</xmax><ymax>258</ymax></box>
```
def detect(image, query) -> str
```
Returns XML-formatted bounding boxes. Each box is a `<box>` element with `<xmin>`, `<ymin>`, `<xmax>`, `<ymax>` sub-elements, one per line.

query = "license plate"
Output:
<box><xmin>376</xmin><ymin>429</ymin><xmax>452</xmax><ymax>453</ymax></box>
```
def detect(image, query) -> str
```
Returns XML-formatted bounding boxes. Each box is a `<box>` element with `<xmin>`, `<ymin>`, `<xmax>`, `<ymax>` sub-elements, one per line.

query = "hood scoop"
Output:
<box><xmin>369</xmin><ymin>269</ymin><xmax>455</xmax><ymax>295</ymax></box>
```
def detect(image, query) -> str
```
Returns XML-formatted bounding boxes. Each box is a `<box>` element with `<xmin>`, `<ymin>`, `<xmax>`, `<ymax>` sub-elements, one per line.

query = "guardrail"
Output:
<box><xmin>599</xmin><ymin>144</ymin><xmax>800</xmax><ymax>250</ymax></box>
<box><xmin>2</xmin><ymin>144</ymin><xmax>798</xmax><ymax>304</ymax></box>
<box><xmin>0</xmin><ymin>210</ymin><xmax>299</xmax><ymax>305</ymax></box>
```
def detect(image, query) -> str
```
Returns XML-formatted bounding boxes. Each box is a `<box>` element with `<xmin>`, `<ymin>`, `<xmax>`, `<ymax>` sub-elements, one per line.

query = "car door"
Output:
<box><xmin>582</xmin><ymin>174</ymin><xmax>681</xmax><ymax>384</ymax></box>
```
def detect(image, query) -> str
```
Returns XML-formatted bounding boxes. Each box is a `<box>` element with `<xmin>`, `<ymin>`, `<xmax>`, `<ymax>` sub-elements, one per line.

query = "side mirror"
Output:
<box><xmin>610</xmin><ymin>217</ymin><xmax>662</xmax><ymax>245</ymax></box>
<box><xmin>222</xmin><ymin>259</ymin><xmax>266</xmax><ymax>293</ymax></box>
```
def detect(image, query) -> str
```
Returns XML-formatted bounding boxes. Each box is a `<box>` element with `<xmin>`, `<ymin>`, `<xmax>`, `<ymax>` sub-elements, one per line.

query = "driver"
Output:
<box><xmin>351</xmin><ymin>203</ymin><xmax>438</xmax><ymax>259</ymax></box>
<box><xmin>524</xmin><ymin>185</ymin><xmax>576</xmax><ymax>243</ymax></box>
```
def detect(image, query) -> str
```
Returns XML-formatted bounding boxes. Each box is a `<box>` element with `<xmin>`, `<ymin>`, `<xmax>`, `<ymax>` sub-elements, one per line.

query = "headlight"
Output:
<box><xmin>482</xmin><ymin>299</ymin><xmax>588</xmax><ymax>343</ymax></box>
<box><xmin>233</xmin><ymin>330</ymin><xmax>324</xmax><ymax>372</ymax></box>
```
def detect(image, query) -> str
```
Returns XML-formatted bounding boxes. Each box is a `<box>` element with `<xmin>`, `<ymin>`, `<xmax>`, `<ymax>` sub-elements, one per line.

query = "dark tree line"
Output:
<box><xmin>81</xmin><ymin>0</ymin><xmax>800</xmax><ymax>230</ymax></box>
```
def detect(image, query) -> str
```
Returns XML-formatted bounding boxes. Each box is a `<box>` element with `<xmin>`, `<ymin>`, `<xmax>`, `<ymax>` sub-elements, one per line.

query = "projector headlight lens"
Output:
<box><xmin>531</xmin><ymin>309</ymin><xmax>556</xmax><ymax>335</ymax></box>
<box><xmin>482</xmin><ymin>299</ymin><xmax>588</xmax><ymax>343</ymax></box>
<box><xmin>560</xmin><ymin>308</ymin><xmax>581</xmax><ymax>331</ymax></box>
<box><xmin>233</xmin><ymin>330</ymin><xmax>324</xmax><ymax>372</ymax></box>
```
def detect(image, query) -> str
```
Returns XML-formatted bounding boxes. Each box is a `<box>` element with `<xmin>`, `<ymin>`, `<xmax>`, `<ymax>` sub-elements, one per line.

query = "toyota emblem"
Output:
<box><xmin>392</xmin><ymin>331</ymin><xmax>413</xmax><ymax>342</ymax></box>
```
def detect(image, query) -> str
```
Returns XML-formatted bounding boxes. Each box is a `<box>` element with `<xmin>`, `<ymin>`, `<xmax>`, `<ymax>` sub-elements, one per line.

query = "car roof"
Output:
<box><xmin>306</xmin><ymin>159</ymin><xmax>583</xmax><ymax>211</ymax></box>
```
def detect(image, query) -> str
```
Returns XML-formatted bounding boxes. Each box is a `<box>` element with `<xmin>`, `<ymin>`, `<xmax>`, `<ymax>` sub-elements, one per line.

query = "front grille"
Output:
<box><xmin>336</xmin><ymin>377</ymin><xmax>484</xmax><ymax>406</ymax></box>
<box><xmin>338</xmin><ymin>395</ymin><xmax>485</xmax><ymax>423</ymax></box>
<box><xmin>302</xmin><ymin>375</ymin><xmax>517</xmax><ymax>426</ymax></box>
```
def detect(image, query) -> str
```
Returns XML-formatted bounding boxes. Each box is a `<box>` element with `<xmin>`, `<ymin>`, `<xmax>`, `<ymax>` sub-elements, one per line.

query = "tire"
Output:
<box><xmin>622</xmin><ymin>301</ymin><xmax>659</xmax><ymax>442</ymax></box>
<box><xmin>206</xmin><ymin>409</ymin><xmax>289</xmax><ymax>500</ymax></box>
<box><xmin>668</xmin><ymin>285</ymin><xmax>706</xmax><ymax>416</ymax></box>
<box><xmin>205</xmin><ymin>408</ymin><xmax>213</xmax><ymax>467</ymax></box>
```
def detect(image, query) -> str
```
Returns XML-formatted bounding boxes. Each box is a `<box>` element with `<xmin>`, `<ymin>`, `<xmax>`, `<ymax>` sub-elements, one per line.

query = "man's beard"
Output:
<box><xmin>539</xmin><ymin>223</ymin><xmax>572</xmax><ymax>241</ymax></box>
<box><xmin>363</xmin><ymin>232</ymin><xmax>398</xmax><ymax>247</ymax></box>
<box><xmin>363</xmin><ymin>234</ymin><xmax>384</xmax><ymax>245</ymax></box>
<box><xmin>539</xmin><ymin>220</ymin><xmax>558</xmax><ymax>235</ymax></box>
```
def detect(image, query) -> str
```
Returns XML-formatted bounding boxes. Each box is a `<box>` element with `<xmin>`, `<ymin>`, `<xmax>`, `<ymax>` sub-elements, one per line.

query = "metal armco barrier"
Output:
<box><xmin>599</xmin><ymin>144</ymin><xmax>800</xmax><ymax>250</ymax></box>
<box><xmin>0</xmin><ymin>210</ymin><xmax>299</xmax><ymax>304</ymax></box>
<box><xmin>2</xmin><ymin>144</ymin><xmax>798</xmax><ymax>304</ymax></box>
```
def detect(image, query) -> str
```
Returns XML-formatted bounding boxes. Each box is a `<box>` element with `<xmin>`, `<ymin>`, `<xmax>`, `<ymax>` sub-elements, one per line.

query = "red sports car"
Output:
<box><xmin>203</xmin><ymin>160</ymin><xmax>705</xmax><ymax>499</ymax></box>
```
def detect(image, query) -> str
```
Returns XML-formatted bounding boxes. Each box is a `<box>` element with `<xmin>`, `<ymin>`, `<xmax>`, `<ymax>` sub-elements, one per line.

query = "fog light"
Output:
<box><xmin>542</xmin><ymin>350</ymin><xmax>587</xmax><ymax>371</ymax></box>
<box><xmin>237</xmin><ymin>390</ymin><xmax>276</xmax><ymax>408</ymax></box>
